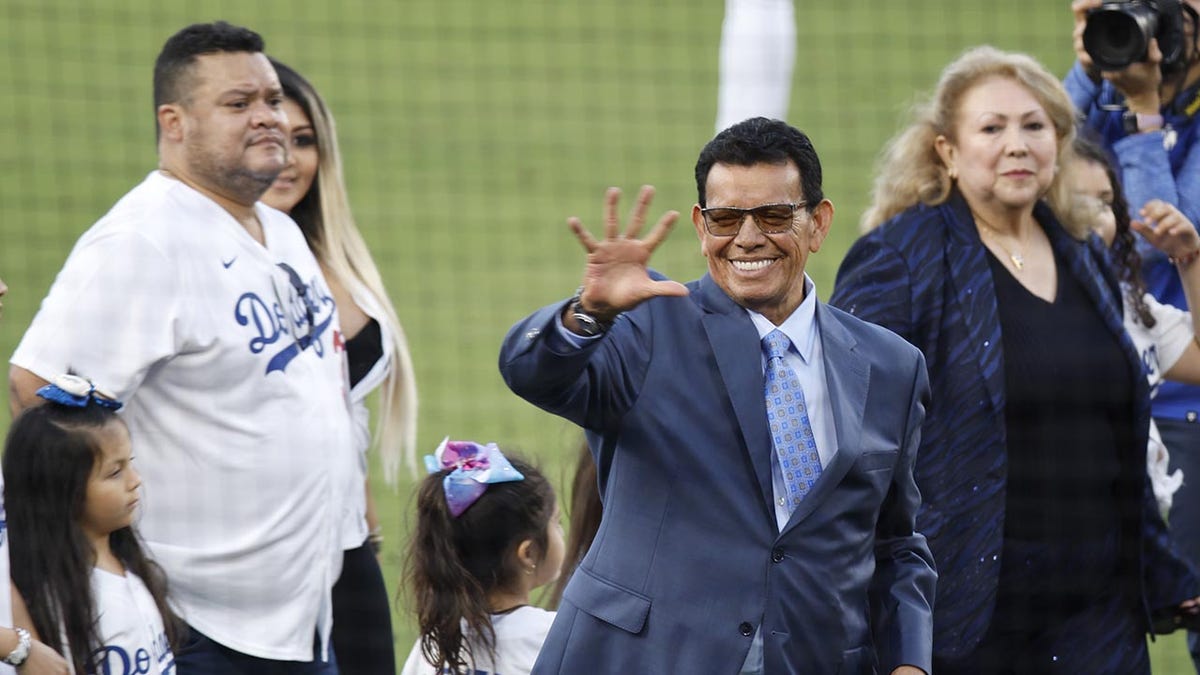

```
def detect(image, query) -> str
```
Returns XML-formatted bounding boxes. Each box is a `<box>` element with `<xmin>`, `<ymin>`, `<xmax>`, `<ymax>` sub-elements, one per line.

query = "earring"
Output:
<box><xmin>947</xmin><ymin>166</ymin><xmax>958</xmax><ymax>180</ymax></box>
<box><xmin>525</xmin><ymin>565</ymin><xmax>536</xmax><ymax>576</ymax></box>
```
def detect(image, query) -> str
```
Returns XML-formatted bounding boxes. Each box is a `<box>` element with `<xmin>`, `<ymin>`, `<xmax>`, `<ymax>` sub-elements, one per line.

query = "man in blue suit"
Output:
<box><xmin>499</xmin><ymin>118</ymin><xmax>936</xmax><ymax>674</ymax></box>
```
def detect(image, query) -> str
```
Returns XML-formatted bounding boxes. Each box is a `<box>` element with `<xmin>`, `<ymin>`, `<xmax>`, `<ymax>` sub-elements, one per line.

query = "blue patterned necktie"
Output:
<box><xmin>763</xmin><ymin>329</ymin><xmax>822</xmax><ymax>513</ymax></box>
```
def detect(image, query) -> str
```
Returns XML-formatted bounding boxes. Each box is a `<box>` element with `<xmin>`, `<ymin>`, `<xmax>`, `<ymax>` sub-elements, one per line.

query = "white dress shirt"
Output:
<box><xmin>747</xmin><ymin>274</ymin><xmax>838</xmax><ymax>530</ymax></box>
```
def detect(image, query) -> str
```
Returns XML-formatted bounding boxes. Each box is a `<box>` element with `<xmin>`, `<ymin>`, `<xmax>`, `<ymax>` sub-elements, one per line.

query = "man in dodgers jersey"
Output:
<box><xmin>8</xmin><ymin>22</ymin><xmax>354</xmax><ymax>673</ymax></box>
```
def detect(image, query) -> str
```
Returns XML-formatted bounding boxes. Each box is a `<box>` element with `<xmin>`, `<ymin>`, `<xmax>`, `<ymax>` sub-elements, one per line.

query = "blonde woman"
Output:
<box><xmin>831</xmin><ymin>46</ymin><xmax>1199</xmax><ymax>672</ymax></box>
<box><xmin>263</xmin><ymin>59</ymin><xmax>418</xmax><ymax>674</ymax></box>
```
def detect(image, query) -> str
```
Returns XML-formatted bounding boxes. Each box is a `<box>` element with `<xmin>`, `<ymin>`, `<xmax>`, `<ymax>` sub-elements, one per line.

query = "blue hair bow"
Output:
<box><xmin>36</xmin><ymin>374</ymin><xmax>123</xmax><ymax>411</ymax></box>
<box><xmin>424</xmin><ymin>437</ymin><xmax>524</xmax><ymax>518</ymax></box>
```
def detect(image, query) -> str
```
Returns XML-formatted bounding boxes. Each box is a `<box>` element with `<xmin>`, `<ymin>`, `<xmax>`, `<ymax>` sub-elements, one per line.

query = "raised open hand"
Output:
<box><xmin>568</xmin><ymin>185</ymin><xmax>689</xmax><ymax>323</ymax></box>
<box><xmin>1132</xmin><ymin>199</ymin><xmax>1200</xmax><ymax>262</ymax></box>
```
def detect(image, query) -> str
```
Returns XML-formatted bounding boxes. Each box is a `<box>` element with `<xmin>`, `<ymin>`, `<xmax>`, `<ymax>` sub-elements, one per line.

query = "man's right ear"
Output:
<box><xmin>157</xmin><ymin>104</ymin><xmax>185</xmax><ymax>143</ymax></box>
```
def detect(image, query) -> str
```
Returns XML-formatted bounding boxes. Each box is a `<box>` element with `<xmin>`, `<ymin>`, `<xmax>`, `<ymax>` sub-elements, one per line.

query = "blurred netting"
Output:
<box><xmin>0</xmin><ymin>0</ymin><xmax>1076</xmax><ymax>468</ymax></box>
<box><xmin>11</xmin><ymin>1</ymin><xmax>1190</xmax><ymax>670</ymax></box>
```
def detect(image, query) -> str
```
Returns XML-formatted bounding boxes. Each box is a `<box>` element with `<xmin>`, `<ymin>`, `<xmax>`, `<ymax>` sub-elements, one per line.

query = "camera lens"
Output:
<box><xmin>1083</xmin><ymin>5</ymin><xmax>1158</xmax><ymax>70</ymax></box>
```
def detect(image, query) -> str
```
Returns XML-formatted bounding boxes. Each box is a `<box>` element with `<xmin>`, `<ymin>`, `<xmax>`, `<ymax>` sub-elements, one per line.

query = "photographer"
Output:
<box><xmin>1068</xmin><ymin>0</ymin><xmax>1200</xmax><ymax>670</ymax></box>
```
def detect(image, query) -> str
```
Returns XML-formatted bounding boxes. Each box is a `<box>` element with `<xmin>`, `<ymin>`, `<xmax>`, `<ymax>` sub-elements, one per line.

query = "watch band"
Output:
<box><xmin>1122</xmin><ymin>111</ymin><xmax>1165</xmax><ymax>134</ymax></box>
<box><xmin>568</xmin><ymin>287</ymin><xmax>614</xmax><ymax>337</ymax></box>
<box><xmin>3</xmin><ymin>627</ymin><xmax>31</xmax><ymax>667</ymax></box>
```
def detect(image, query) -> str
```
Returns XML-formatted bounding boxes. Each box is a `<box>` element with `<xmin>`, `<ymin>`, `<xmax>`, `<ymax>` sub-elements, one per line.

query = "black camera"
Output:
<box><xmin>1083</xmin><ymin>0</ymin><xmax>1187</xmax><ymax>71</ymax></box>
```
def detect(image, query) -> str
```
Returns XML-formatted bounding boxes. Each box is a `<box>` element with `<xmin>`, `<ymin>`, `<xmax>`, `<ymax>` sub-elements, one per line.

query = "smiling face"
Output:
<box><xmin>80</xmin><ymin>421</ymin><xmax>141</xmax><ymax>544</ymax></box>
<box><xmin>160</xmin><ymin>51</ymin><xmax>289</xmax><ymax>205</ymax></box>
<box><xmin>935</xmin><ymin>75</ymin><xmax>1059</xmax><ymax>216</ymax></box>
<box><xmin>262</xmin><ymin>97</ymin><xmax>319</xmax><ymax>214</ymax></box>
<box><xmin>692</xmin><ymin>161</ymin><xmax>832</xmax><ymax>325</ymax></box>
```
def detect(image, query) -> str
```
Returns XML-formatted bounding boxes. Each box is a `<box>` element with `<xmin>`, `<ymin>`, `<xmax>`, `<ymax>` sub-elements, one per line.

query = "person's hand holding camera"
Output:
<box><xmin>1107</xmin><ymin>38</ymin><xmax>1164</xmax><ymax>112</ymax></box>
<box><xmin>1073</xmin><ymin>0</ymin><xmax>1165</xmax><ymax>107</ymax></box>
<box><xmin>1073</xmin><ymin>0</ymin><xmax>1106</xmax><ymax>80</ymax></box>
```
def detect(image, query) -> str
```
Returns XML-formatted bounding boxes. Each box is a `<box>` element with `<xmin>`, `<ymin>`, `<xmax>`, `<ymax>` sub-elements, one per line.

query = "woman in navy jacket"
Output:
<box><xmin>831</xmin><ymin>45</ymin><xmax>1199</xmax><ymax>673</ymax></box>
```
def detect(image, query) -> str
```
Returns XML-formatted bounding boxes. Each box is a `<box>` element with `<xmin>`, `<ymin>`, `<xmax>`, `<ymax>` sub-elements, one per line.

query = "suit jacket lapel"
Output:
<box><xmin>942</xmin><ymin>194</ymin><xmax>1005</xmax><ymax>413</ymax></box>
<box><xmin>780</xmin><ymin>304</ymin><xmax>868</xmax><ymax>536</ymax></box>
<box><xmin>696</xmin><ymin>275</ymin><xmax>777</xmax><ymax>522</ymax></box>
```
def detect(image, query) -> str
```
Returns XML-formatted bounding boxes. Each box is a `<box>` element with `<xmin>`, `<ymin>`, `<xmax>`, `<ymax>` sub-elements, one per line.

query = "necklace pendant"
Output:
<box><xmin>1010</xmin><ymin>253</ymin><xmax>1025</xmax><ymax>270</ymax></box>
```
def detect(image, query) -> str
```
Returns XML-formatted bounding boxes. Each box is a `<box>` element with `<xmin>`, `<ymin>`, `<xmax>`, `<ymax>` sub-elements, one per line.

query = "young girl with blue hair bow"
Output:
<box><xmin>3</xmin><ymin>375</ymin><xmax>183</xmax><ymax>674</ymax></box>
<box><xmin>401</xmin><ymin>439</ymin><xmax>563</xmax><ymax>675</ymax></box>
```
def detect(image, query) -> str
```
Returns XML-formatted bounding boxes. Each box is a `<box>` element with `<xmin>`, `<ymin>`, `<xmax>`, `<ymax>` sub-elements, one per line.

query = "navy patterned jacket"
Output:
<box><xmin>830</xmin><ymin>189</ymin><xmax>1198</xmax><ymax>659</ymax></box>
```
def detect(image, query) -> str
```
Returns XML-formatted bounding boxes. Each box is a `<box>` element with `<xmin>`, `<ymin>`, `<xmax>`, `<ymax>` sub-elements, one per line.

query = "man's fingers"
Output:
<box><xmin>603</xmin><ymin>187</ymin><xmax>622</xmax><ymax>239</ymax></box>
<box><xmin>1147</xmin><ymin>37</ymin><xmax>1162</xmax><ymax>63</ymax></box>
<box><xmin>625</xmin><ymin>185</ymin><xmax>656</xmax><ymax>239</ymax></box>
<box><xmin>642</xmin><ymin>210</ymin><xmax>680</xmax><ymax>250</ymax></box>
<box><xmin>569</xmin><ymin>217</ymin><xmax>599</xmax><ymax>252</ymax></box>
<box><xmin>648</xmin><ymin>279</ymin><xmax>690</xmax><ymax>299</ymax></box>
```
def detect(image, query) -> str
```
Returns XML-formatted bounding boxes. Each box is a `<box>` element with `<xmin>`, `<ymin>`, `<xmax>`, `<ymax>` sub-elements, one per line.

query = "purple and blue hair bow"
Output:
<box><xmin>36</xmin><ymin>374</ymin><xmax>123</xmax><ymax>411</ymax></box>
<box><xmin>424</xmin><ymin>437</ymin><xmax>524</xmax><ymax>518</ymax></box>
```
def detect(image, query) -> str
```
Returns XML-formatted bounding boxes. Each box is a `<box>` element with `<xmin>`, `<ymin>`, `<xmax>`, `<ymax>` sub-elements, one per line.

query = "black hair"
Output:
<box><xmin>695</xmin><ymin>117</ymin><xmax>824</xmax><ymax>208</ymax></box>
<box><xmin>153</xmin><ymin>21</ymin><xmax>265</xmax><ymax>130</ymax></box>
<box><xmin>405</xmin><ymin>453</ymin><xmax>555</xmax><ymax>674</ymax></box>
<box><xmin>3</xmin><ymin>401</ymin><xmax>184</xmax><ymax>673</ymax></box>
<box><xmin>549</xmin><ymin>440</ymin><xmax>601</xmax><ymax>608</ymax></box>
<box><xmin>1072</xmin><ymin>134</ymin><xmax>1156</xmax><ymax>328</ymax></box>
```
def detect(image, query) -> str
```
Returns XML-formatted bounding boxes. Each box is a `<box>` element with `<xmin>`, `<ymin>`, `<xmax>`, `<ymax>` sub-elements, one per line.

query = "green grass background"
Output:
<box><xmin>0</xmin><ymin>0</ymin><xmax>1193</xmax><ymax>670</ymax></box>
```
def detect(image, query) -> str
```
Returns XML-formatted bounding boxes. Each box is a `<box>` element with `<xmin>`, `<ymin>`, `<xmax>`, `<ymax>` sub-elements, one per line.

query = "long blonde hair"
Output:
<box><xmin>273</xmin><ymin>59</ymin><xmax>418</xmax><ymax>482</ymax></box>
<box><xmin>861</xmin><ymin>45</ymin><xmax>1082</xmax><ymax>235</ymax></box>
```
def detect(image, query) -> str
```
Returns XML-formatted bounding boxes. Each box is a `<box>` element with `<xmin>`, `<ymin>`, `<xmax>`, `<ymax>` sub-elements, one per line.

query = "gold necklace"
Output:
<box><xmin>973</xmin><ymin>212</ymin><xmax>1026</xmax><ymax>271</ymax></box>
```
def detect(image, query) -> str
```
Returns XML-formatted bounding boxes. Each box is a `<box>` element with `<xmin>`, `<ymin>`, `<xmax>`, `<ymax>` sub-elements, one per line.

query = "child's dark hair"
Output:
<box><xmin>405</xmin><ymin>452</ymin><xmax>555</xmax><ymax>673</ymax></box>
<box><xmin>1072</xmin><ymin>134</ymin><xmax>1156</xmax><ymax>328</ymax></box>
<box><xmin>550</xmin><ymin>439</ymin><xmax>602</xmax><ymax>608</ymax></box>
<box><xmin>3</xmin><ymin>400</ymin><xmax>184</xmax><ymax>674</ymax></box>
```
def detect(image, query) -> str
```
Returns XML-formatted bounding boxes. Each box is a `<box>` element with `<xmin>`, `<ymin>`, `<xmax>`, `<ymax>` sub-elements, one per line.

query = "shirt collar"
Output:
<box><xmin>747</xmin><ymin>274</ymin><xmax>818</xmax><ymax>365</ymax></box>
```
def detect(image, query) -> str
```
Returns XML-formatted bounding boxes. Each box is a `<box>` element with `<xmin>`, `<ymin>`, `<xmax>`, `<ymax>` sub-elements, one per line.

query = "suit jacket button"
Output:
<box><xmin>771</xmin><ymin>547</ymin><xmax>785</xmax><ymax>563</ymax></box>
<box><xmin>739</xmin><ymin>622</ymin><xmax>754</xmax><ymax>636</ymax></box>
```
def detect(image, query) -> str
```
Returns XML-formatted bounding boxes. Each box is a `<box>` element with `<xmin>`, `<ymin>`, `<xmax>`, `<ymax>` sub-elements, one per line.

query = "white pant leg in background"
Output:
<box><xmin>716</xmin><ymin>0</ymin><xmax>796</xmax><ymax>132</ymax></box>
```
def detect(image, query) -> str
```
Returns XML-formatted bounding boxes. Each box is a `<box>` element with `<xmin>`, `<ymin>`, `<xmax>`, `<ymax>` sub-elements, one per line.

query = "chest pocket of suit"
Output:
<box><xmin>563</xmin><ymin>566</ymin><xmax>652</xmax><ymax>635</ymax></box>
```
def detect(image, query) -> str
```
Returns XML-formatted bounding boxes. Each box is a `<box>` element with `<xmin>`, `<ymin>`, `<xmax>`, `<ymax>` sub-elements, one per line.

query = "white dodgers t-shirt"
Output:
<box><xmin>1124</xmin><ymin>288</ymin><xmax>1191</xmax><ymax>513</ymax></box>
<box><xmin>400</xmin><ymin>606</ymin><xmax>556</xmax><ymax>675</ymax></box>
<box><xmin>11</xmin><ymin>172</ymin><xmax>356</xmax><ymax>661</ymax></box>
<box><xmin>89</xmin><ymin>568</ymin><xmax>175</xmax><ymax>675</ymax></box>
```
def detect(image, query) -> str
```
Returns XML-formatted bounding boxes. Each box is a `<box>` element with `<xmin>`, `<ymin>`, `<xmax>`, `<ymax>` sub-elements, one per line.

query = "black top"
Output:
<box><xmin>345</xmin><ymin>318</ymin><xmax>383</xmax><ymax>388</ymax></box>
<box><xmin>988</xmin><ymin>248</ymin><xmax>1132</xmax><ymax>542</ymax></box>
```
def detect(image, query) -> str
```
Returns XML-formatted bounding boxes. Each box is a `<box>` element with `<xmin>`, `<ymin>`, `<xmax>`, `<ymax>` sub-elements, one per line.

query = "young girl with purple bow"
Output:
<box><xmin>3</xmin><ymin>375</ymin><xmax>183</xmax><ymax>674</ymax></box>
<box><xmin>401</xmin><ymin>439</ymin><xmax>563</xmax><ymax>675</ymax></box>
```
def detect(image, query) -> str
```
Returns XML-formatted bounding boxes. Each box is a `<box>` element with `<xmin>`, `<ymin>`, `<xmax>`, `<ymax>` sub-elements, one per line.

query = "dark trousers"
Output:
<box><xmin>1157</xmin><ymin>416</ymin><xmax>1200</xmax><ymax>674</ymax></box>
<box><xmin>331</xmin><ymin>542</ymin><xmax>396</xmax><ymax>675</ymax></box>
<box><xmin>175</xmin><ymin>627</ymin><xmax>337</xmax><ymax>674</ymax></box>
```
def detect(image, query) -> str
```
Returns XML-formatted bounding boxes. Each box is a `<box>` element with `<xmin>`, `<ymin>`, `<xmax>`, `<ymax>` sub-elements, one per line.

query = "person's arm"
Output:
<box><xmin>7</xmin><ymin>588</ymin><xmax>70</xmax><ymax>674</ymax></box>
<box><xmin>499</xmin><ymin>186</ymin><xmax>687</xmax><ymax>428</ymax></box>
<box><xmin>870</xmin><ymin>352</ymin><xmax>936</xmax><ymax>675</ymax></box>
<box><xmin>1135</xmin><ymin>201</ymin><xmax>1200</xmax><ymax>382</ymax></box>
<box><xmin>364</xmin><ymin>479</ymin><xmax>383</xmax><ymax>556</ymax></box>
<box><xmin>1067</xmin><ymin>1</ymin><xmax>1104</xmax><ymax>87</ymax></box>
<box><xmin>10</xmin><ymin>229</ymin><xmax>181</xmax><ymax>412</ymax></box>
<box><xmin>7</xmin><ymin>367</ymin><xmax>49</xmax><ymax>417</ymax></box>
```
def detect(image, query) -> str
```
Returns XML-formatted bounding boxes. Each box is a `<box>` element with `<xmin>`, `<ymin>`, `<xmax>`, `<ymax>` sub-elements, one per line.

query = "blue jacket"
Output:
<box><xmin>830</xmin><ymin>191</ymin><xmax>1198</xmax><ymax>659</ymax></box>
<box><xmin>500</xmin><ymin>274</ymin><xmax>937</xmax><ymax>674</ymax></box>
